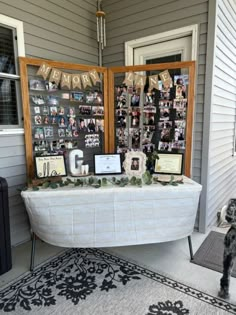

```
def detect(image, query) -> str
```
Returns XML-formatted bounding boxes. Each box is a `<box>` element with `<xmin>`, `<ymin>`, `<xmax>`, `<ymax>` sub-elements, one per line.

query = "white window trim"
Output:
<box><xmin>0</xmin><ymin>14</ymin><xmax>25</xmax><ymax>135</ymax></box>
<box><xmin>125</xmin><ymin>24</ymin><xmax>199</xmax><ymax>66</ymax></box>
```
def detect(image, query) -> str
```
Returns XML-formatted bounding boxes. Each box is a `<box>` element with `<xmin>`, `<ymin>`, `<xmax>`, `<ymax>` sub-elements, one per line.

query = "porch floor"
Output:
<box><xmin>1</xmin><ymin>226</ymin><xmax>236</xmax><ymax>304</ymax></box>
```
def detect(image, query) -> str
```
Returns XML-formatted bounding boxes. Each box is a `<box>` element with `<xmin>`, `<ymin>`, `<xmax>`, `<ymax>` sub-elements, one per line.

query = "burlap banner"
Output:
<box><xmin>36</xmin><ymin>62</ymin><xmax>101</xmax><ymax>90</ymax></box>
<box><xmin>123</xmin><ymin>70</ymin><xmax>172</xmax><ymax>91</ymax></box>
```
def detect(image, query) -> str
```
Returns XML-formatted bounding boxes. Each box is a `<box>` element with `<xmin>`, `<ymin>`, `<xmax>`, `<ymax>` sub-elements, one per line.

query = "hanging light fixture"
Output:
<box><xmin>96</xmin><ymin>0</ymin><xmax>106</xmax><ymax>66</ymax></box>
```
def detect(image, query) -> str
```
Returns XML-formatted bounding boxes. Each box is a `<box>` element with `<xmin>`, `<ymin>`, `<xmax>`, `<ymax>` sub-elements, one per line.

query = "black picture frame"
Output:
<box><xmin>154</xmin><ymin>152</ymin><xmax>184</xmax><ymax>175</ymax></box>
<box><xmin>35</xmin><ymin>155</ymin><xmax>67</xmax><ymax>178</ymax></box>
<box><xmin>94</xmin><ymin>153</ymin><xmax>122</xmax><ymax>175</ymax></box>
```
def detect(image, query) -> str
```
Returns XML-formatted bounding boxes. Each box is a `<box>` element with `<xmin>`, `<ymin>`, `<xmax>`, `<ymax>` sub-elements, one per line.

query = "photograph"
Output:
<box><xmin>131</xmin><ymin>114</ymin><xmax>140</xmax><ymax>127</ymax></box>
<box><xmin>67</xmin><ymin>107</ymin><xmax>76</xmax><ymax>118</ymax></box>
<box><xmin>29</xmin><ymin>80</ymin><xmax>46</xmax><ymax>91</ymax></box>
<box><xmin>32</xmin><ymin>95</ymin><xmax>45</xmax><ymax>105</ymax></box>
<box><xmin>51</xmin><ymin>116</ymin><xmax>57</xmax><ymax>124</ymax></box>
<box><xmin>34</xmin><ymin>141</ymin><xmax>48</xmax><ymax>152</ymax></box>
<box><xmin>67</xmin><ymin>117</ymin><xmax>77</xmax><ymax>130</ymax></box>
<box><xmin>158</xmin><ymin>121</ymin><xmax>173</xmax><ymax>129</ymax></box>
<box><xmin>116</xmin><ymin>108</ymin><xmax>127</xmax><ymax>116</ymax></box>
<box><xmin>73</xmin><ymin>130</ymin><xmax>79</xmax><ymax>137</ymax></box>
<box><xmin>70</xmin><ymin>91</ymin><xmax>84</xmax><ymax>102</ymax></box>
<box><xmin>78</xmin><ymin>118</ymin><xmax>88</xmax><ymax>132</ymax></box>
<box><xmin>160</xmin><ymin>128</ymin><xmax>171</xmax><ymax>142</ymax></box>
<box><xmin>87</xmin><ymin>118</ymin><xmax>96</xmax><ymax>132</ymax></box>
<box><xmin>92</xmin><ymin>106</ymin><xmax>104</xmax><ymax>116</ymax></box>
<box><xmin>160</xmin><ymin>108</ymin><xmax>170</xmax><ymax>120</ymax></box>
<box><xmin>143</xmin><ymin>105</ymin><xmax>156</xmax><ymax>113</ymax></box>
<box><xmin>144</xmin><ymin>113</ymin><xmax>155</xmax><ymax>125</ymax></box>
<box><xmin>85</xmin><ymin>91</ymin><xmax>99</xmax><ymax>104</ymax></box>
<box><xmin>131</xmin><ymin>158</ymin><xmax>139</xmax><ymax>170</ymax></box>
<box><xmin>47</xmin><ymin>96</ymin><xmax>59</xmax><ymax>106</ymax></box>
<box><xmin>173</xmin><ymin>99</ymin><xmax>187</xmax><ymax>109</ymax></box>
<box><xmin>65</xmin><ymin>140</ymin><xmax>77</xmax><ymax>149</ymax></box>
<box><xmin>95</xmin><ymin>119</ymin><xmax>104</xmax><ymax>132</ymax></box>
<box><xmin>142</xmin><ymin>129</ymin><xmax>154</xmax><ymax>144</ymax></box>
<box><xmin>50</xmin><ymin>106</ymin><xmax>58</xmax><ymax>116</ymax></box>
<box><xmin>34</xmin><ymin>115</ymin><xmax>42</xmax><ymax>125</ymax></box>
<box><xmin>44</xmin><ymin>126</ymin><xmax>53</xmax><ymax>138</ymax></box>
<box><xmin>34</xmin><ymin>107</ymin><xmax>40</xmax><ymax>114</ymax></box>
<box><xmin>85</xmin><ymin>134</ymin><xmax>100</xmax><ymax>148</ymax></box>
<box><xmin>45</xmin><ymin>81</ymin><xmax>58</xmax><ymax>92</ymax></box>
<box><xmin>158</xmin><ymin>141</ymin><xmax>172</xmax><ymax>152</ymax></box>
<box><xmin>159</xmin><ymin>100</ymin><xmax>172</xmax><ymax>108</ymax></box>
<box><xmin>172</xmin><ymin>140</ymin><xmax>185</xmax><ymax>150</ymax></box>
<box><xmin>143</xmin><ymin>143</ymin><xmax>154</xmax><ymax>153</ymax></box>
<box><xmin>145</xmin><ymin>90</ymin><xmax>153</xmax><ymax>104</ymax></box>
<box><xmin>61</xmin><ymin>93</ymin><xmax>70</xmax><ymax>100</ymax></box>
<box><xmin>34</xmin><ymin>127</ymin><xmax>44</xmax><ymax>140</ymax></box>
<box><xmin>117</xmin><ymin>115</ymin><xmax>126</xmax><ymax>128</ymax></box>
<box><xmin>174</xmin><ymin>74</ymin><xmax>189</xmax><ymax>86</ymax></box>
<box><xmin>58</xmin><ymin>116</ymin><xmax>67</xmax><ymax>128</ymax></box>
<box><xmin>130</xmin><ymin>128</ymin><xmax>141</xmax><ymax>149</ymax></box>
<box><xmin>78</xmin><ymin>105</ymin><xmax>91</xmax><ymax>115</ymax></box>
<box><xmin>176</xmin><ymin>109</ymin><xmax>186</xmax><ymax>120</ymax></box>
<box><xmin>174</xmin><ymin>128</ymin><xmax>185</xmax><ymax>141</ymax></box>
<box><xmin>174</xmin><ymin>120</ymin><xmax>186</xmax><ymax>129</ymax></box>
<box><xmin>144</xmin><ymin>125</ymin><xmax>155</xmax><ymax>131</ymax></box>
<box><xmin>175</xmin><ymin>84</ymin><xmax>186</xmax><ymax>99</ymax></box>
<box><xmin>65</xmin><ymin>128</ymin><xmax>73</xmax><ymax>137</ymax></box>
<box><xmin>42</xmin><ymin>106</ymin><xmax>49</xmax><ymax>115</ymax></box>
<box><xmin>43</xmin><ymin>116</ymin><xmax>50</xmax><ymax>124</ymax></box>
<box><xmin>58</xmin><ymin>106</ymin><xmax>65</xmax><ymax>116</ymax></box>
<box><xmin>116</xmin><ymin>96</ymin><xmax>127</xmax><ymax>109</ymax></box>
<box><xmin>130</xmin><ymin>92</ymin><xmax>140</xmax><ymax>107</ymax></box>
<box><xmin>58</xmin><ymin>128</ymin><xmax>65</xmax><ymax>138</ymax></box>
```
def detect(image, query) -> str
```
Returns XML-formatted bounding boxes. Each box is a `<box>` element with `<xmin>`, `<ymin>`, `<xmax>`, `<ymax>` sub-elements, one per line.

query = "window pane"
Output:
<box><xmin>0</xmin><ymin>78</ymin><xmax>18</xmax><ymax>125</ymax></box>
<box><xmin>0</xmin><ymin>26</ymin><xmax>16</xmax><ymax>74</ymax></box>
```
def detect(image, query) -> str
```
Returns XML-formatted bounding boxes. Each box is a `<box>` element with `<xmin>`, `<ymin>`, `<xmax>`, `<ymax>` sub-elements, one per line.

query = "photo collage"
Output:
<box><xmin>115</xmin><ymin>74</ymin><xmax>188</xmax><ymax>155</ymax></box>
<box><xmin>30</xmin><ymin>79</ymin><xmax>104</xmax><ymax>154</ymax></box>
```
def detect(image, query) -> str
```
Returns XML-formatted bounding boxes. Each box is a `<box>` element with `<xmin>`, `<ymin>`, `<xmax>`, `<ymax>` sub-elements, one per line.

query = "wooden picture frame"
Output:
<box><xmin>108</xmin><ymin>61</ymin><xmax>196</xmax><ymax>178</ymax></box>
<box><xmin>19</xmin><ymin>57</ymin><xmax>108</xmax><ymax>182</ymax></box>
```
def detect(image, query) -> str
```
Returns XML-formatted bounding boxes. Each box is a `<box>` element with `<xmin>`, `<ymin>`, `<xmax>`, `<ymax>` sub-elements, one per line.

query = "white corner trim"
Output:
<box><xmin>125</xmin><ymin>24</ymin><xmax>199</xmax><ymax>66</ymax></box>
<box><xmin>0</xmin><ymin>128</ymin><xmax>24</xmax><ymax>135</ymax></box>
<box><xmin>0</xmin><ymin>14</ymin><xmax>25</xmax><ymax>56</ymax></box>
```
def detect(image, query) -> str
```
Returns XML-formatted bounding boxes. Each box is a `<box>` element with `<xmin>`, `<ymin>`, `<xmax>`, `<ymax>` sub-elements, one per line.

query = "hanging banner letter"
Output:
<box><xmin>81</xmin><ymin>72</ymin><xmax>92</xmax><ymax>88</ymax></box>
<box><xmin>135</xmin><ymin>74</ymin><xmax>146</xmax><ymax>92</ymax></box>
<box><xmin>61</xmin><ymin>72</ymin><xmax>72</xmax><ymax>89</ymax></box>
<box><xmin>149</xmin><ymin>75</ymin><xmax>159</xmax><ymax>90</ymax></box>
<box><xmin>123</xmin><ymin>72</ymin><xmax>134</xmax><ymax>86</ymax></box>
<box><xmin>89</xmin><ymin>69</ymin><xmax>101</xmax><ymax>85</ymax></box>
<box><xmin>49</xmin><ymin>68</ymin><xmax>62</xmax><ymax>85</ymax></box>
<box><xmin>159</xmin><ymin>70</ymin><xmax>172</xmax><ymax>88</ymax></box>
<box><xmin>71</xmin><ymin>74</ymin><xmax>81</xmax><ymax>90</ymax></box>
<box><xmin>36</xmin><ymin>63</ymin><xmax>51</xmax><ymax>80</ymax></box>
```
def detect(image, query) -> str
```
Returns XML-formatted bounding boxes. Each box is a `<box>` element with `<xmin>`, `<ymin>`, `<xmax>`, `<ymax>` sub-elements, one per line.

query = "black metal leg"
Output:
<box><xmin>188</xmin><ymin>235</ymin><xmax>194</xmax><ymax>261</ymax></box>
<box><xmin>30</xmin><ymin>232</ymin><xmax>36</xmax><ymax>271</ymax></box>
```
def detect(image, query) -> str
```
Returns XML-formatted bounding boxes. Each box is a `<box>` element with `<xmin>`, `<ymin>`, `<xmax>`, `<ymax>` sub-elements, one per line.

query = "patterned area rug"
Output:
<box><xmin>0</xmin><ymin>248</ymin><xmax>235</xmax><ymax>314</ymax></box>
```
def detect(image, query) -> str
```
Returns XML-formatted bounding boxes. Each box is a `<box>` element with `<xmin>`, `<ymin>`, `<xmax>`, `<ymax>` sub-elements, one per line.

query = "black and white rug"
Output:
<box><xmin>0</xmin><ymin>248</ymin><xmax>235</xmax><ymax>314</ymax></box>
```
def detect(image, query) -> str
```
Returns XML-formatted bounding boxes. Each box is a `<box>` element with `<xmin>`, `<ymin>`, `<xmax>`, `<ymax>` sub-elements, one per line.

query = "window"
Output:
<box><xmin>0</xmin><ymin>15</ymin><xmax>25</xmax><ymax>130</ymax></box>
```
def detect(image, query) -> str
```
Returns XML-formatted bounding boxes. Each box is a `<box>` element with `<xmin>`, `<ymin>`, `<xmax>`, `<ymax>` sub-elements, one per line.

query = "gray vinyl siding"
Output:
<box><xmin>0</xmin><ymin>134</ymin><xmax>28</xmax><ymax>245</ymax></box>
<box><xmin>207</xmin><ymin>0</ymin><xmax>236</xmax><ymax>228</ymax></box>
<box><xmin>103</xmin><ymin>0</ymin><xmax>208</xmax><ymax>185</ymax></box>
<box><xmin>0</xmin><ymin>0</ymin><xmax>97</xmax><ymax>245</ymax></box>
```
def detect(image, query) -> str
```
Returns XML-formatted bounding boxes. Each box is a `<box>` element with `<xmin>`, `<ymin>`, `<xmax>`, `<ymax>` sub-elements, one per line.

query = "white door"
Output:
<box><xmin>134</xmin><ymin>36</ymin><xmax>192</xmax><ymax>65</ymax></box>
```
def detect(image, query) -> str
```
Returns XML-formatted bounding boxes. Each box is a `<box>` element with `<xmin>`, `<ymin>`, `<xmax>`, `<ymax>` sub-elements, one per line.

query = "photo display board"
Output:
<box><xmin>108</xmin><ymin>62</ymin><xmax>195</xmax><ymax>177</ymax></box>
<box><xmin>19</xmin><ymin>58</ymin><xmax>108</xmax><ymax>181</ymax></box>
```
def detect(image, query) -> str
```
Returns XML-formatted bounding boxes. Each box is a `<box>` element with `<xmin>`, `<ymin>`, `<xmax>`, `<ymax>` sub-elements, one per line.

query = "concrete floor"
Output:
<box><xmin>1</xmin><ymin>226</ymin><xmax>236</xmax><ymax>305</ymax></box>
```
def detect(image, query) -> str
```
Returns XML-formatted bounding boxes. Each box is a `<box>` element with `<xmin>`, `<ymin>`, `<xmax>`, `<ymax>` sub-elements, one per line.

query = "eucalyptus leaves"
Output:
<box><xmin>25</xmin><ymin>171</ymin><xmax>183</xmax><ymax>191</ymax></box>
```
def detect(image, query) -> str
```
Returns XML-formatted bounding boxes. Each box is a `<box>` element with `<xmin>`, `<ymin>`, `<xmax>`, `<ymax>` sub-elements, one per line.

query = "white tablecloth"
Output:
<box><xmin>21</xmin><ymin>176</ymin><xmax>202</xmax><ymax>248</ymax></box>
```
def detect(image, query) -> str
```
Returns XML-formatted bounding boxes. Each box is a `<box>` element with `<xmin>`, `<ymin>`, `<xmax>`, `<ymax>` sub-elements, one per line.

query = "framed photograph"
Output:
<box><xmin>123</xmin><ymin>151</ymin><xmax>147</xmax><ymax>177</ymax></box>
<box><xmin>154</xmin><ymin>153</ymin><xmax>183</xmax><ymax>175</ymax></box>
<box><xmin>94</xmin><ymin>153</ymin><xmax>122</xmax><ymax>175</ymax></box>
<box><xmin>35</xmin><ymin>155</ymin><xmax>67</xmax><ymax>178</ymax></box>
